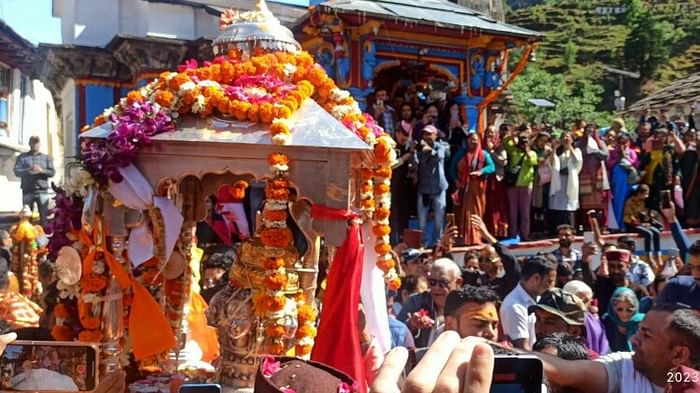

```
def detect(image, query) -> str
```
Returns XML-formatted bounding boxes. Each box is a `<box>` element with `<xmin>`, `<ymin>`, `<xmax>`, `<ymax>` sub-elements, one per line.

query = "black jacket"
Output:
<box><xmin>13</xmin><ymin>152</ymin><xmax>55</xmax><ymax>192</ymax></box>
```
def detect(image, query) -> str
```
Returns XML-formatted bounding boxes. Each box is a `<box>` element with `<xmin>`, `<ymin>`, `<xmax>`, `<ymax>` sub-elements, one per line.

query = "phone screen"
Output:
<box><xmin>179</xmin><ymin>384</ymin><xmax>222</xmax><ymax>393</ymax></box>
<box><xmin>661</xmin><ymin>190</ymin><xmax>672</xmax><ymax>209</ymax></box>
<box><xmin>490</xmin><ymin>356</ymin><xmax>543</xmax><ymax>393</ymax></box>
<box><xmin>0</xmin><ymin>341</ymin><xmax>97</xmax><ymax>391</ymax></box>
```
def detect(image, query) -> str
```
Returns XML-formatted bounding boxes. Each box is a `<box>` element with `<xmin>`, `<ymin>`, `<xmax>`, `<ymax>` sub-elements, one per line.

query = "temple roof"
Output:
<box><xmin>80</xmin><ymin>98</ymin><xmax>371</xmax><ymax>151</ymax></box>
<box><xmin>308</xmin><ymin>0</ymin><xmax>542</xmax><ymax>39</ymax></box>
<box><xmin>623</xmin><ymin>74</ymin><xmax>700</xmax><ymax>115</ymax></box>
<box><xmin>0</xmin><ymin>19</ymin><xmax>37</xmax><ymax>74</ymax></box>
<box><xmin>144</xmin><ymin>0</ymin><xmax>308</xmax><ymax>26</ymax></box>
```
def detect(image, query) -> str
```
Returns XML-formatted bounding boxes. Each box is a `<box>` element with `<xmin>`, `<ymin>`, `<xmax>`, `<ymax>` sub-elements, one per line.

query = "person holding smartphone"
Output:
<box><xmin>370</xmin><ymin>89</ymin><xmax>396</xmax><ymax>137</ymax></box>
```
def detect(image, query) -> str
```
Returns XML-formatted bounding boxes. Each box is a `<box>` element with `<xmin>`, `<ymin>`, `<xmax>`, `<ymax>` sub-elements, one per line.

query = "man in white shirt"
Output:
<box><xmin>531</xmin><ymin>303</ymin><xmax>700</xmax><ymax>393</ymax></box>
<box><xmin>500</xmin><ymin>256</ymin><xmax>557</xmax><ymax>350</ymax></box>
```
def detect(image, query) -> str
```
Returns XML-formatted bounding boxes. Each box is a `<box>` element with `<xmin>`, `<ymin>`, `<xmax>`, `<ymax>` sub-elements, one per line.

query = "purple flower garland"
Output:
<box><xmin>81</xmin><ymin>101</ymin><xmax>174</xmax><ymax>183</ymax></box>
<box><xmin>45</xmin><ymin>186</ymin><xmax>84</xmax><ymax>260</ymax></box>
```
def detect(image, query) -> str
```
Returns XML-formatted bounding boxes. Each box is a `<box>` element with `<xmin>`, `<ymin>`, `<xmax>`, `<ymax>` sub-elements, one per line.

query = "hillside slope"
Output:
<box><xmin>506</xmin><ymin>0</ymin><xmax>700</xmax><ymax>104</ymax></box>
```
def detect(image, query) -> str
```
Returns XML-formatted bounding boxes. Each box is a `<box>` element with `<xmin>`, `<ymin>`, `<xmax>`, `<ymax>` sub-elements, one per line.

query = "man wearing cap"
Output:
<box><xmin>13</xmin><ymin>136</ymin><xmax>55</xmax><ymax>227</ymax></box>
<box><xmin>400</xmin><ymin>248</ymin><xmax>428</xmax><ymax>278</ymax></box>
<box><xmin>390</xmin><ymin>122</ymin><xmax>417</xmax><ymax>244</ymax></box>
<box><xmin>529</xmin><ymin>288</ymin><xmax>598</xmax><ymax>359</ymax></box>
<box><xmin>594</xmin><ymin>249</ymin><xmax>638</xmax><ymax>314</ymax></box>
<box><xmin>412</xmin><ymin>124</ymin><xmax>449</xmax><ymax>247</ymax></box>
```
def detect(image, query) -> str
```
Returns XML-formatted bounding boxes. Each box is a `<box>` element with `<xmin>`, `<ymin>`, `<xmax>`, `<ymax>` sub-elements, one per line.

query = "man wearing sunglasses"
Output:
<box><xmin>397</xmin><ymin>258</ymin><xmax>463</xmax><ymax>348</ymax></box>
<box><xmin>470</xmin><ymin>215</ymin><xmax>521</xmax><ymax>300</ymax></box>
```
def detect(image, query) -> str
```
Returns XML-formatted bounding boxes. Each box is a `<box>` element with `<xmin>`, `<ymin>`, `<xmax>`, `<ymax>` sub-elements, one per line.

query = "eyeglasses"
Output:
<box><xmin>428</xmin><ymin>278</ymin><xmax>450</xmax><ymax>289</ymax></box>
<box><xmin>615</xmin><ymin>307</ymin><xmax>635</xmax><ymax>314</ymax></box>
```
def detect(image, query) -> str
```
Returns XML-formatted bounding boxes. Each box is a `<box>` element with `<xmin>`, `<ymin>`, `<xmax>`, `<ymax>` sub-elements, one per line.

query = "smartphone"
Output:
<box><xmin>0</xmin><ymin>340</ymin><xmax>99</xmax><ymax>392</ymax></box>
<box><xmin>377</xmin><ymin>99</ymin><xmax>384</xmax><ymax>109</ymax></box>
<box><xmin>490</xmin><ymin>355</ymin><xmax>543</xmax><ymax>393</ymax></box>
<box><xmin>405</xmin><ymin>352</ymin><xmax>542</xmax><ymax>393</ymax></box>
<box><xmin>179</xmin><ymin>384</ymin><xmax>222</xmax><ymax>393</ymax></box>
<box><xmin>661</xmin><ymin>189</ymin><xmax>672</xmax><ymax>209</ymax></box>
<box><xmin>445</xmin><ymin>213</ymin><xmax>455</xmax><ymax>228</ymax></box>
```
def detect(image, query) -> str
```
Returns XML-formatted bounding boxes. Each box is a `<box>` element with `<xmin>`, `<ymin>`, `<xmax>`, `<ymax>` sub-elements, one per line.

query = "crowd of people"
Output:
<box><xmin>381</xmin><ymin>88</ymin><xmax>699</xmax><ymax>253</ymax></box>
<box><xmin>1</xmin><ymin>96</ymin><xmax>700</xmax><ymax>392</ymax></box>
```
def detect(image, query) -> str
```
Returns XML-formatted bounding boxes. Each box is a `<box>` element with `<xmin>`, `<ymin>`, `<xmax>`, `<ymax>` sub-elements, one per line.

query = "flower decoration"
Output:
<box><xmin>80</xmin><ymin>48</ymin><xmax>400</xmax><ymax>286</ymax></box>
<box><xmin>253</xmin><ymin>152</ymin><xmax>297</xmax><ymax>355</ymax></box>
<box><xmin>261</xmin><ymin>356</ymin><xmax>282</xmax><ymax>377</ymax></box>
<box><xmin>337</xmin><ymin>382</ymin><xmax>359</xmax><ymax>393</ymax></box>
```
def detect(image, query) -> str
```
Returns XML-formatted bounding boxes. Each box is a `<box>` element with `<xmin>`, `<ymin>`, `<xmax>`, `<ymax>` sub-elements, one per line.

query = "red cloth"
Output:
<box><xmin>461</xmin><ymin>144</ymin><xmax>486</xmax><ymax>185</ymax></box>
<box><xmin>310</xmin><ymin>205</ymin><xmax>367</xmax><ymax>393</ymax></box>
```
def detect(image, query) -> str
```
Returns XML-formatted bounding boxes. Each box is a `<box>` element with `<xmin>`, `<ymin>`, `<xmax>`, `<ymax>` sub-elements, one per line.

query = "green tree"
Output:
<box><xmin>563</xmin><ymin>39</ymin><xmax>578</xmax><ymax>67</ymax></box>
<box><xmin>622</xmin><ymin>1</ymin><xmax>685</xmax><ymax>79</ymax></box>
<box><xmin>509</xmin><ymin>64</ymin><xmax>612</xmax><ymax>127</ymax></box>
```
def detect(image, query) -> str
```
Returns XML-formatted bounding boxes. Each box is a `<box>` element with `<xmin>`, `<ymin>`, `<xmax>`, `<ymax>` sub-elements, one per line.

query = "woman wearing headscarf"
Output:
<box><xmin>548</xmin><ymin>130</ymin><xmax>583</xmax><ymax>228</ymax></box>
<box><xmin>452</xmin><ymin>132</ymin><xmax>494</xmax><ymax>245</ymax></box>
<box><xmin>607</xmin><ymin>132</ymin><xmax>640</xmax><ymax>231</ymax></box>
<box><xmin>602</xmin><ymin>287</ymin><xmax>644</xmax><ymax>352</ymax></box>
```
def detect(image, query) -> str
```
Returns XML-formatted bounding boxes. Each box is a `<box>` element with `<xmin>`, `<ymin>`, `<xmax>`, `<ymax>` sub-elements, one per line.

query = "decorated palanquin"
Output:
<box><xmin>10</xmin><ymin>206</ymin><xmax>46</xmax><ymax>301</ymax></box>
<box><xmin>296</xmin><ymin>0</ymin><xmax>542</xmax><ymax>133</ymax></box>
<box><xmin>49</xmin><ymin>0</ymin><xmax>399</xmax><ymax>391</ymax></box>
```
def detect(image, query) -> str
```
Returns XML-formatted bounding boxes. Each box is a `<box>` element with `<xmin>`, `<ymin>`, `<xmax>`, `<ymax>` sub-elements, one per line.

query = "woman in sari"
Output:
<box><xmin>484</xmin><ymin>124</ymin><xmax>510</xmax><ymax>238</ymax></box>
<box><xmin>577</xmin><ymin>124</ymin><xmax>610</xmax><ymax>227</ymax></box>
<box><xmin>607</xmin><ymin>132</ymin><xmax>640</xmax><ymax>231</ymax></box>
<box><xmin>642</xmin><ymin>127</ymin><xmax>685</xmax><ymax>213</ymax></box>
<box><xmin>602</xmin><ymin>287</ymin><xmax>644</xmax><ymax>352</ymax></box>
<box><xmin>454</xmin><ymin>132</ymin><xmax>494</xmax><ymax>245</ymax></box>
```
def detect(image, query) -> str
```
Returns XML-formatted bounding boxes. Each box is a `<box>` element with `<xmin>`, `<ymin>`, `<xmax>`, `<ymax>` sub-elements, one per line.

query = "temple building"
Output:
<box><xmin>41</xmin><ymin>0</ymin><xmax>539</xmax><ymax>159</ymax></box>
<box><xmin>0</xmin><ymin>19</ymin><xmax>62</xmax><ymax>216</ymax></box>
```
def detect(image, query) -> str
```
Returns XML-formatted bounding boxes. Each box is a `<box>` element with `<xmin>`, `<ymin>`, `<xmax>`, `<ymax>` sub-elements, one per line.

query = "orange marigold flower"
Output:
<box><xmin>78</xmin><ymin>329</ymin><xmax>103</xmax><ymax>343</ymax></box>
<box><xmin>305</xmin><ymin>66</ymin><xmax>328</xmax><ymax>87</ymax></box>
<box><xmin>155</xmin><ymin>90</ymin><xmax>174</xmax><ymax>108</ymax></box>
<box><xmin>248</xmin><ymin>104</ymin><xmax>260</xmax><ymax>122</ymax></box>
<box><xmin>265</xmin><ymin>186</ymin><xmax>290</xmax><ymax>200</ymax></box>
<box><xmin>269</xmin><ymin>295</ymin><xmax>286</xmax><ymax>311</ymax></box>
<box><xmin>260</xmin><ymin>228</ymin><xmax>293</xmax><ymax>248</ymax></box>
<box><xmin>263</xmin><ymin>257</ymin><xmax>285</xmax><ymax>270</ymax></box>
<box><xmin>259</xmin><ymin>103</ymin><xmax>275</xmax><ymax>123</ymax></box>
<box><xmin>265</xmin><ymin>324</ymin><xmax>286</xmax><ymax>338</ymax></box>
<box><xmin>295</xmin><ymin>324</ymin><xmax>317</xmax><ymax>339</ymax></box>
<box><xmin>375</xmin><ymin>208</ymin><xmax>391</xmax><ymax>220</ymax></box>
<box><xmin>374</xmin><ymin>138</ymin><xmax>393</xmax><ymax>163</ymax></box>
<box><xmin>51</xmin><ymin>325</ymin><xmax>74</xmax><ymax>341</ymax></box>
<box><xmin>169</xmin><ymin>73</ymin><xmax>191</xmax><ymax>91</ymax></box>
<box><xmin>263</xmin><ymin>272</ymin><xmax>288</xmax><ymax>291</ymax></box>
<box><xmin>269</xmin><ymin>121</ymin><xmax>290</xmax><ymax>136</ymax></box>
<box><xmin>275</xmin><ymin>105</ymin><xmax>293</xmax><ymax>119</ymax></box>
<box><xmin>93</xmin><ymin>116</ymin><xmax>106</xmax><ymax>126</ymax></box>
<box><xmin>297</xmin><ymin>304</ymin><xmax>318</xmax><ymax>324</ymax></box>
<box><xmin>377</xmin><ymin>257</ymin><xmax>395</xmax><ymax>272</ymax></box>
<box><xmin>297</xmin><ymin>80</ymin><xmax>315</xmax><ymax>97</ymax></box>
<box><xmin>268</xmin><ymin>153</ymin><xmax>289</xmax><ymax>166</ymax></box>
<box><xmin>127</xmin><ymin>90</ymin><xmax>143</xmax><ymax>105</ymax></box>
<box><xmin>81</xmin><ymin>316</ymin><xmax>101</xmax><ymax>330</ymax></box>
<box><xmin>232</xmin><ymin>100</ymin><xmax>251</xmax><ymax>121</ymax></box>
<box><xmin>374</xmin><ymin>183</ymin><xmax>390</xmax><ymax>194</ymax></box>
<box><xmin>374</xmin><ymin>167</ymin><xmax>392</xmax><ymax>179</ymax></box>
<box><xmin>295</xmin><ymin>344</ymin><xmax>313</xmax><ymax>356</ymax></box>
<box><xmin>387</xmin><ymin>276</ymin><xmax>402</xmax><ymax>291</ymax></box>
<box><xmin>263</xmin><ymin>210</ymin><xmax>287</xmax><ymax>222</ymax></box>
<box><xmin>372</xmin><ymin>225</ymin><xmax>391</xmax><ymax>237</ymax></box>
<box><xmin>267</xmin><ymin>342</ymin><xmax>286</xmax><ymax>355</ymax></box>
<box><xmin>280</xmin><ymin>98</ymin><xmax>299</xmax><ymax>112</ymax></box>
<box><xmin>360</xmin><ymin>199</ymin><xmax>375</xmax><ymax>210</ymax></box>
<box><xmin>374</xmin><ymin>243</ymin><xmax>392</xmax><ymax>255</ymax></box>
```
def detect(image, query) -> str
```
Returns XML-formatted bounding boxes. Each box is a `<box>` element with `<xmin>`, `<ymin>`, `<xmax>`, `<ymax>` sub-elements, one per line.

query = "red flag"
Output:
<box><xmin>310</xmin><ymin>205</ymin><xmax>367</xmax><ymax>393</ymax></box>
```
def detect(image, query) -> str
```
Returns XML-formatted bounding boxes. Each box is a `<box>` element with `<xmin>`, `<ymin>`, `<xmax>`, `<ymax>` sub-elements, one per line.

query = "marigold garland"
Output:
<box><xmin>78</xmin><ymin>329</ymin><xmax>104</xmax><ymax>343</ymax></box>
<box><xmin>51</xmin><ymin>325</ymin><xmax>74</xmax><ymax>341</ymax></box>
<box><xmin>84</xmin><ymin>49</ymin><xmax>401</xmax><ymax>287</ymax></box>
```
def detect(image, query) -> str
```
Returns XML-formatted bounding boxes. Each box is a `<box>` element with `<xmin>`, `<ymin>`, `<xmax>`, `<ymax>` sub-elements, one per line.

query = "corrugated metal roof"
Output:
<box><xmin>317</xmin><ymin>0</ymin><xmax>542</xmax><ymax>38</ymax></box>
<box><xmin>623</xmin><ymin>74</ymin><xmax>700</xmax><ymax>115</ymax></box>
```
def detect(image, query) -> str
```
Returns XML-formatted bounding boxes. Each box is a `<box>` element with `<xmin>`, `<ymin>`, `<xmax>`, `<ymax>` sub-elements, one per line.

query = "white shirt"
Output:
<box><xmin>500</xmin><ymin>282</ymin><xmax>537</xmax><ymax>344</ymax></box>
<box><xmin>596</xmin><ymin>352</ymin><xmax>664</xmax><ymax>393</ymax></box>
<box><xmin>10</xmin><ymin>368</ymin><xmax>79</xmax><ymax>391</ymax></box>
